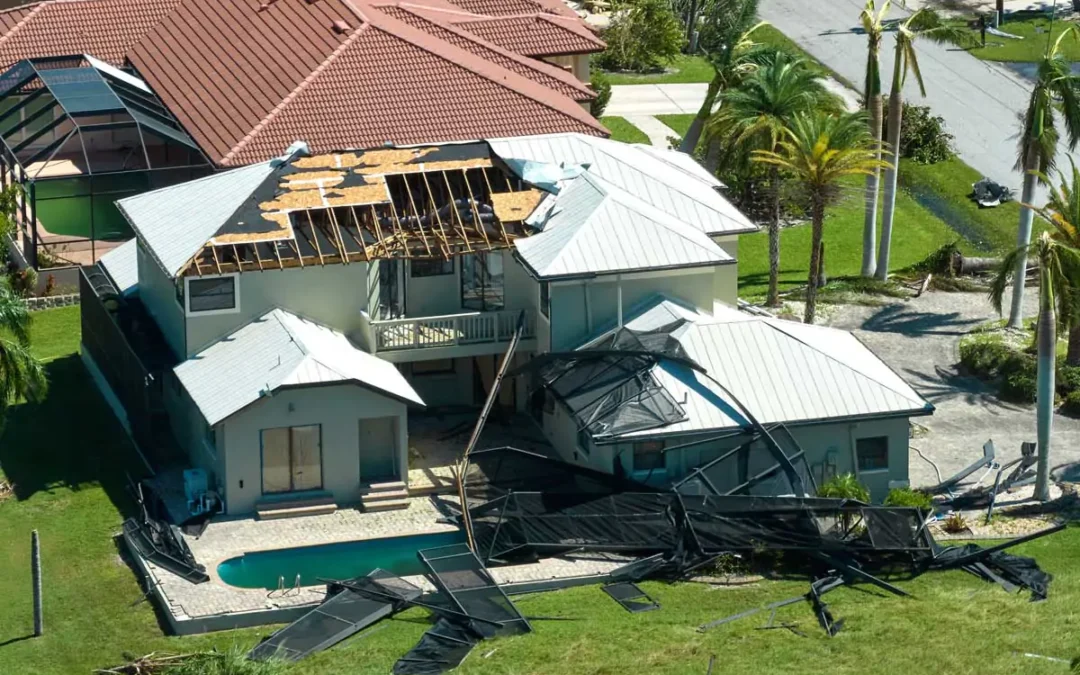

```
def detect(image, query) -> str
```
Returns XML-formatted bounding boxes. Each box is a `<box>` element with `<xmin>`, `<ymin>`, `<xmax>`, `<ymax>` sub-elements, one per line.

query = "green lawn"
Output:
<box><xmin>949</xmin><ymin>13</ymin><xmax>1080</xmax><ymax>63</ymax></box>
<box><xmin>601</xmin><ymin>54</ymin><xmax>715</xmax><ymax>85</ymax></box>
<box><xmin>600</xmin><ymin>116</ymin><xmax>651</xmax><ymax>144</ymax></box>
<box><xmin>656</xmin><ymin>114</ymin><xmax>695</xmax><ymax>138</ymax></box>
<box><xmin>754</xmin><ymin>24</ymin><xmax>859</xmax><ymax>91</ymax></box>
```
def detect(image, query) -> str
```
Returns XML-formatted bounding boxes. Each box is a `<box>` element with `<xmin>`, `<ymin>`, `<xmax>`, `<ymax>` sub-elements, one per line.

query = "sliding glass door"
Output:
<box><xmin>461</xmin><ymin>251</ymin><xmax>504</xmax><ymax>311</ymax></box>
<box><xmin>261</xmin><ymin>425</ymin><xmax>323</xmax><ymax>494</ymax></box>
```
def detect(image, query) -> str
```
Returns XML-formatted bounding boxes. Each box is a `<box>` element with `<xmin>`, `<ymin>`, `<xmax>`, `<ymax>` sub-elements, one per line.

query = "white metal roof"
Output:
<box><xmin>174</xmin><ymin>309</ymin><xmax>424</xmax><ymax>425</ymax></box>
<box><xmin>98</xmin><ymin>239</ymin><xmax>138</xmax><ymax>295</ymax></box>
<box><xmin>117</xmin><ymin>160</ymin><xmax>277</xmax><ymax>278</ymax></box>
<box><xmin>487</xmin><ymin>133</ymin><xmax>757</xmax><ymax>236</ymax></box>
<box><xmin>514</xmin><ymin>172</ymin><xmax>733</xmax><ymax>279</ymax></box>
<box><xmin>606</xmin><ymin>301</ymin><xmax>931</xmax><ymax>440</ymax></box>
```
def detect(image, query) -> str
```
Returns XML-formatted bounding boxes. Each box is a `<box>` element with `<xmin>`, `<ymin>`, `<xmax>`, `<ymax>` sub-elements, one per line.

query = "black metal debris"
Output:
<box><xmin>602</xmin><ymin>582</ymin><xmax>660</xmax><ymax>613</ymax></box>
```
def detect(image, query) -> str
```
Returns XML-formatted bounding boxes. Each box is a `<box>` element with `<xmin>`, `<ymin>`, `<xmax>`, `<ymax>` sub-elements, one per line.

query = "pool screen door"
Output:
<box><xmin>261</xmin><ymin>425</ymin><xmax>323</xmax><ymax>494</ymax></box>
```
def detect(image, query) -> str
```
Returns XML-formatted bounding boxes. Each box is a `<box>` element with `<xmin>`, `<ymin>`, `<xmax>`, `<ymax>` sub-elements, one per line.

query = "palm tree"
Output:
<box><xmin>753</xmin><ymin>111</ymin><xmax>888</xmax><ymax>324</ymax></box>
<box><xmin>706</xmin><ymin>52</ymin><xmax>836</xmax><ymax>306</ymax></box>
<box><xmin>1008</xmin><ymin>26</ymin><xmax>1080</xmax><ymax>328</ymax></box>
<box><xmin>858</xmin><ymin>0</ymin><xmax>890</xmax><ymax>278</ymax></box>
<box><xmin>876</xmin><ymin>9</ymin><xmax>971</xmax><ymax>280</ymax></box>
<box><xmin>1033</xmin><ymin>158</ymin><xmax>1080</xmax><ymax>364</ymax></box>
<box><xmin>0</xmin><ymin>279</ymin><xmax>46</xmax><ymax>428</ymax></box>
<box><xmin>678</xmin><ymin>0</ymin><xmax>765</xmax><ymax>154</ymax></box>
<box><xmin>990</xmin><ymin>232</ymin><xmax>1080</xmax><ymax>501</ymax></box>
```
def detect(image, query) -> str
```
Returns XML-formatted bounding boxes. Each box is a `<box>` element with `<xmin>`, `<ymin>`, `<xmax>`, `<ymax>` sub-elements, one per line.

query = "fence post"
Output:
<box><xmin>31</xmin><ymin>530</ymin><xmax>42</xmax><ymax>637</ymax></box>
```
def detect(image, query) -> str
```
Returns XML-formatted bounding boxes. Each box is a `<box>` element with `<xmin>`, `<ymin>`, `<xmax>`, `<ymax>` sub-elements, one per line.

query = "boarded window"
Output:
<box><xmin>856</xmin><ymin>436</ymin><xmax>889</xmax><ymax>471</ymax></box>
<box><xmin>633</xmin><ymin>440</ymin><xmax>666</xmax><ymax>471</ymax></box>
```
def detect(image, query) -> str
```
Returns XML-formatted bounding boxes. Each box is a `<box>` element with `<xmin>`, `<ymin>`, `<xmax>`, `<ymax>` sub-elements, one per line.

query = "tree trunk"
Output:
<box><xmin>1009</xmin><ymin>151</ymin><xmax>1039</xmax><ymax>328</ymax></box>
<box><xmin>704</xmin><ymin>137</ymin><xmax>721</xmax><ymax>173</ymax></box>
<box><xmin>862</xmin><ymin>95</ymin><xmax>883</xmax><ymax>278</ymax></box>
<box><xmin>1035</xmin><ymin>298</ymin><xmax>1056</xmax><ymax>501</ymax></box>
<box><xmin>767</xmin><ymin>165</ymin><xmax>782</xmax><ymax>307</ymax></box>
<box><xmin>804</xmin><ymin>198</ymin><xmax>826</xmax><ymax>324</ymax></box>
<box><xmin>877</xmin><ymin>85</ymin><xmax>903</xmax><ymax>280</ymax></box>
<box><xmin>1068</xmin><ymin>323</ymin><xmax>1080</xmax><ymax>366</ymax></box>
<box><xmin>680</xmin><ymin>75</ymin><xmax>722</xmax><ymax>154</ymax></box>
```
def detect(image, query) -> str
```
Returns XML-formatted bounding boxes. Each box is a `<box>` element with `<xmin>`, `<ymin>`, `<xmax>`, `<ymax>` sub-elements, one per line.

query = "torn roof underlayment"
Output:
<box><xmin>118</xmin><ymin>136</ymin><xmax>748</xmax><ymax>283</ymax></box>
<box><xmin>0</xmin><ymin>0</ymin><xmax>606</xmax><ymax>166</ymax></box>
<box><xmin>526</xmin><ymin>298</ymin><xmax>933</xmax><ymax>442</ymax></box>
<box><xmin>174</xmin><ymin>308</ymin><xmax>425</xmax><ymax>426</ymax></box>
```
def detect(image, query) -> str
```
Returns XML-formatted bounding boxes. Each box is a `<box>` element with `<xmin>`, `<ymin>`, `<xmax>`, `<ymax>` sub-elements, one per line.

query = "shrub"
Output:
<box><xmin>958</xmin><ymin>339</ymin><xmax>1013</xmax><ymax>378</ymax></box>
<box><xmin>883</xmin><ymin>101</ymin><xmax>955</xmax><ymax>165</ymax></box>
<box><xmin>1059</xmin><ymin>365</ymin><xmax>1080</xmax><ymax>396</ymax></box>
<box><xmin>1064</xmin><ymin>390</ymin><xmax>1080</xmax><ymax>417</ymax></box>
<box><xmin>817</xmin><ymin>473</ymin><xmax>870</xmax><ymax>503</ymax></box>
<box><xmin>883</xmin><ymin>487</ymin><xmax>933</xmax><ymax>510</ymax></box>
<box><xmin>589</xmin><ymin>71</ymin><xmax>612</xmax><ymax>118</ymax></box>
<box><xmin>594</xmin><ymin>0</ymin><xmax>685</xmax><ymax>73</ymax></box>
<box><xmin>941</xmin><ymin>512</ymin><xmax>969</xmax><ymax>534</ymax></box>
<box><xmin>1002</xmin><ymin>369</ymin><xmax>1038</xmax><ymax>403</ymax></box>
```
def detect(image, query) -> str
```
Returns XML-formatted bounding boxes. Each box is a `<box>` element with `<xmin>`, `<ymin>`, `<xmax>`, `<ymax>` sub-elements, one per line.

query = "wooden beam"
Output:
<box><xmin>458</xmin><ymin>169</ymin><xmax>494</xmax><ymax>249</ymax></box>
<box><xmin>422</xmin><ymin>170</ymin><xmax>469</xmax><ymax>255</ymax></box>
<box><xmin>346</xmin><ymin>206</ymin><xmax>371</xmax><ymax>261</ymax></box>
<box><xmin>250</xmin><ymin>241</ymin><xmax>265</xmax><ymax>271</ymax></box>
<box><xmin>303</xmin><ymin>210</ymin><xmax>326</xmax><ymax>265</ymax></box>
<box><xmin>272</xmin><ymin>239</ymin><xmax>285</xmax><ymax>270</ymax></box>
<box><xmin>325</xmin><ymin>208</ymin><xmax>349</xmax><ymax>264</ymax></box>
<box><xmin>209</xmin><ymin>246</ymin><xmax>223</xmax><ymax>275</ymax></box>
<box><xmin>404</xmin><ymin>174</ymin><xmax>450</xmax><ymax>258</ymax></box>
<box><xmin>368</xmin><ymin>204</ymin><xmax>390</xmax><ymax>259</ymax></box>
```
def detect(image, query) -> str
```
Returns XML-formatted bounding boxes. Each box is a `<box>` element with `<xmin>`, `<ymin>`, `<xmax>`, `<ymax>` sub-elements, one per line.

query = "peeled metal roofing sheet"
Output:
<box><xmin>514</xmin><ymin>172</ymin><xmax>732</xmax><ymax>278</ymax></box>
<box><xmin>488</xmin><ymin>133</ymin><xmax>756</xmax><ymax>236</ymax></box>
<box><xmin>174</xmin><ymin>309</ymin><xmax>425</xmax><ymax>425</ymax></box>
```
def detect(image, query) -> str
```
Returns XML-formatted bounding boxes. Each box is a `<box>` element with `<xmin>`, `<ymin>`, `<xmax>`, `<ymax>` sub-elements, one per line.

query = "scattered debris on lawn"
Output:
<box><xmin>971</xmin><ymin>177</ymin><xmax>1013</xmax><ymax>207</ymax></box>
<box><xmin>0</xmin><ymin>479</ymin><xmax>13</xmax><ymax>501</ymax></box>
<box><xmin>98</xmin><ymin>649</ymin><xmax>281</xmax><ymax>674</ymax></box>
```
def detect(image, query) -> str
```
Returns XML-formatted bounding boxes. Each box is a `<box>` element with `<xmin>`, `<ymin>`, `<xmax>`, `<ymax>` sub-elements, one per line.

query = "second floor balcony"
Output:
<box><xmin>369</xmin><ymin>308</ymin><xmax>536</xmax><ymax>362</ymax></box>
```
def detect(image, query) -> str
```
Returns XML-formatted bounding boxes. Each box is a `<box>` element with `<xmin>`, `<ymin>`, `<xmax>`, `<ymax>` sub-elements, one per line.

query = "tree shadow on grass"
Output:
<box><xmin>0</xmin><ymin>354</ymin><xmax>145</xmax><ymax>518</ymax></box>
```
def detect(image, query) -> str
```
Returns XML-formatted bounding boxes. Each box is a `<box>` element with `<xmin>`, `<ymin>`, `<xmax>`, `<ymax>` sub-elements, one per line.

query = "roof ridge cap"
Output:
<box><xmin>222</xmin><ymin>21</ymin><xmax>372</xmax><ymax>165</ymax></box>
<box><xmin>392</xmin><ymin>5</ymin><xmax>593</xmax><ymax>97</ymax></box>
<box><xmin>760</xmin><ymin>320</ymin><xmax>928</xmax><ymax>406</ymax></box>
<box><xmin>0</xmin><ymin>0</ymin><xmax>48</xmax><ymax>48</ymax></box>
<box><xmin>360</xmin><ymin>17</ymin><xmax>604</xmax><ymax>134</ymax></box>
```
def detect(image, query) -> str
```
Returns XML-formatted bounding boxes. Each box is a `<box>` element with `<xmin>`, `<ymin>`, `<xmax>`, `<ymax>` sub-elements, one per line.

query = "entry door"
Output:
<box><xmin>461</xmin><ymin>252</ymin><xmax>504</xmax><ymax>311</ymax></box>
<box><xmin>261</xmin><ymin>425</ymin><xmax>323</xmax><ymax>494</ymax></box>
<box><xmin>359</xmin><ymin>417</ymin><xmax>398</xmax><ymax>483</ymax></box>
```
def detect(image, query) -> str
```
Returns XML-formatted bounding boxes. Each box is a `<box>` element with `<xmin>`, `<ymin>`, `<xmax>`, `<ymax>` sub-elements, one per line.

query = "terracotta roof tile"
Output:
<box><xmin>227</xmin><ymin>15</ymin><xmax>605</xmax><ymax>165</ymax></box>
<box><xmin>0</xmin><ymin>0</ymin><xmax>182</xmax><ymax>68</ymax></box>
<box><xmin>447</xmin><ymin>0</ymin><xmax>573</xmax><ymax>18</ymax></box>
<box><xmin>0</xmin><ymin>3</ymin><xmax>35</xmax><ymax>34</ymax></box>
<box><xmin>376</xmin><ymin>4</ymin><xmax>593</xmax><ymax>101</ymax></box>
<box><xmin>455</xmin><ymin>14</ymin><xmax>603</xmax><ymax>56</ymax></box>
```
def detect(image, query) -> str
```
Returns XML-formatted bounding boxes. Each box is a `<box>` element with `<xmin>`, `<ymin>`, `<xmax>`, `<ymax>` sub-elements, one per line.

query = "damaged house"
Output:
<box><xmin>82</xmin><ymin>132</ymin><xmax>933</xmax><ymax>517</ymax></box>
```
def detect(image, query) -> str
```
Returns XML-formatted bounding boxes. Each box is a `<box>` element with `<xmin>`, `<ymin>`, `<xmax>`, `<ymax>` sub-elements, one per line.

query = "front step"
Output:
<box><xmin>256</xmin><ymin>495</ymin><xmax>337</xmax><ymax>521</ymax></box>
<box><xmin>360</xmin><ymin>481</ymin><xmax>409</xmax><ymax>512</ymax></box>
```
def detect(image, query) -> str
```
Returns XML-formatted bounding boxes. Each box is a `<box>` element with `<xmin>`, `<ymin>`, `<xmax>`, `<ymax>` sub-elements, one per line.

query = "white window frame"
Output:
<box><xmin>184</xmin><ymin>273</ymin><xmax>241</xmax><ymax>317</ymax></box>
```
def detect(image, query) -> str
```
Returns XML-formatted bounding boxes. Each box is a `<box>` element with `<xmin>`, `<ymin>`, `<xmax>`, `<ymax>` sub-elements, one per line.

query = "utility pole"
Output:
<box><xmin>31</xmin><ymin>530</ymin><xmax>42</xmax><ymax>637</ymax></box>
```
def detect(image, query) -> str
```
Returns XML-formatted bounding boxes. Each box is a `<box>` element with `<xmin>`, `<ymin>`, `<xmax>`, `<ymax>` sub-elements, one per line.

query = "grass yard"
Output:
<box><xmin>656</xmin><ymin>113</ymin><xmax>694</xmax><ymax>138</ymax></box>
<box><xmin>948</xmin><ymin>13</ymin><xmax>1080</xmax><ymax>63</ymax></box>
<box><xmin>599</xmin><ymin>116</ymin><xmax>650</xmax><ymax>144</ymax></box>
<box><xmin>600</xmin><ymin>53</ymin><xmax>715</xmax><ymax>85</ymax></box>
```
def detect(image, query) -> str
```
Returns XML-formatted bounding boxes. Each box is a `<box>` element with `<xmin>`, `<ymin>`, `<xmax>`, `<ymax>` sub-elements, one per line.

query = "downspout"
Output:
<box><xmin>616</xmin><ymin>275</ymin><xmax>623</xmax><ymax>328</ymax></box>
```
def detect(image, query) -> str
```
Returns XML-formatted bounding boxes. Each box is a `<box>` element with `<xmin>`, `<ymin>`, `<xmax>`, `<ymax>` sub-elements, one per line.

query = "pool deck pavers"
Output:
<box><xmin>136</xmin><ymin>497</ymin><xmax>626</xmax><ymax>632</ymax></box>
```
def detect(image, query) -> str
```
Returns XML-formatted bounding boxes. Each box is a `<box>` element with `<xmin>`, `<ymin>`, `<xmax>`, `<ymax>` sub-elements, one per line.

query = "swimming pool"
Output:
<box><xmin>216</xmin><ymin>529</ymin><xmax>466</xmax><ymax>590</ymax></box>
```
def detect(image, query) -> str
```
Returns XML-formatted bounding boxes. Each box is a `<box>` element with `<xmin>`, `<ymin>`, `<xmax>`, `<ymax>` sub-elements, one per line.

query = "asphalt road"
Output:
<box><xmin>759</xmin><ymin>0</ymin><xmax>1076</xmax><ymax>196</ymax></box>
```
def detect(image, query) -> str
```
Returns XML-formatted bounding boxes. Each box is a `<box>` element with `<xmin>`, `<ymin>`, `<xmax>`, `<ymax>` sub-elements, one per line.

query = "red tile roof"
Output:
<box><xmin>0</xmin><ymin>0</ymin><xmax>181</xmax><ymax>68</ymax></box>
<box><xmin>376</xmin><ymin>3</ymin><xmax>593</xmax><ymax>101</ymax></box>
<box><xmin>0</xmin><ymin>0</ymin><xmax>606</xmax><ymax>166</ymax></box>
<box><xmin>225</xmin><ymin>9</ymin><xmax>605</xmax><ymax>165</ymax></box>
<box><xmin>455</xmin><ymin>14</ymin><xmax>602</xmax><ymax>56</ymax></box>
<box><xmin>447</xmin><ymin>0</ymin><xmax>574</xmax><ymax>18</ymax></box>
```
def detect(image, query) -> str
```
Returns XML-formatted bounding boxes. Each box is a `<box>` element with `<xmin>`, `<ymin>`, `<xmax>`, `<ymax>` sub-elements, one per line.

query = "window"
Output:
<box><xmin>411</xmin><ymin>258</ymin><xmax>454</xmax><ymax>277</ymax></box>
<box><xmin>633</xmin><ymin>440</ymin><xmax>666</xmax><ymax>472</ymax></box>
<box><xmin>412</xmin><ymin>359</ymin><xmax>455</xmax><ymax>376</ymax></box>
<box><xmin>186</xmin><ymin>275</ymin><xmax>238</xmax><ymax>315</ymax></box>
<box><xmin>856</xmin><ymin>436</ymin><xmax>889</xmax><ymax>472</ymax></box>
<box><xmin>461</xmin><ymin>251</ymin><xmax>504</xmax><ymax>311</ymax></box>
<box><xmin>539</xmin><ymin>281</ymin><xmax>550</xmax><ymax>319</ymax></box>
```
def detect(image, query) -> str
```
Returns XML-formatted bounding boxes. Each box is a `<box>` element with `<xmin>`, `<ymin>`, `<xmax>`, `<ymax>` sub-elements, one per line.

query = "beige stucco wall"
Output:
<box><xmin>713</xmin><ymin>235</ymin><xmax>739</xmax><ymax>306</ymax></box>
<box><xmin>185</xmin><ymin>262</ymin><xmax>372</xmax><ymax>357</ymax></box>
<box><xmin>543</xmin><ymin>54</ymin><xmax>591</xmax><ymax>83</ymax></box>
<box><xmin>219</xmin><ymin>383</ymin><xmax>408</xmax><ymax>515</ymax></box>
<box><xmin>136</xmin><ymin>241</ymin><xmax>185</xmax><ymax>359</ymax></box>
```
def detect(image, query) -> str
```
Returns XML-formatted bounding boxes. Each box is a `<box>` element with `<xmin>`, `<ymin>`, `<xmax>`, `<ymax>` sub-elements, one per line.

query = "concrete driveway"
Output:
<box><xmin>606</xmin><ymin>83</ymin><xmax>709</xmax><ymax>116</ymax></box>
<box><xmin>824</xmin><ymin>291</ymin><xmax>1080</xmax><ymax>489</ymax></box>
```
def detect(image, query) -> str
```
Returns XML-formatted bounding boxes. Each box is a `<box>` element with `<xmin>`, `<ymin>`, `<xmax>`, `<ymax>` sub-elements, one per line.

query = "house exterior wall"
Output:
<box><xmin>219</xmin><ymin>383</ymin><xmax>408</xmax><ymax>515</ymax></box>
<box><xmin>713</xmin><ymin>235</ymin><xmax>738</xmax><ymax>306</ymax></box>
<box><xmin>405</xmin><ymin>258</ymin><xmax>460</xmax><ymax>317</ymax></box>
<box><xmin>185</xmin><ymin>262</ymin><xmax>372</xmax><ymax>357</ymax></box>
<box><xmin>162</xmin><ymin>369</ymin><xmax>224</xmax><ymax>492</ymax></box>
<box><xmin>547</xmin><ymin>268</ymin><xmax>719</xmax><ymax>351</ymax></box>
<box><xmin>542</xmin><ymin>54</ymin><xmax>591</xmax><ymax>82</ymax></box>
<box><xmin>542</xmin><ymin>405</ymin><xmax>912</xmax><ymax>501</ymax></box>
<box><xmin>136</xmin><ymin>241</ymin><xmax>186</xmax><ymax>359</ymax></box>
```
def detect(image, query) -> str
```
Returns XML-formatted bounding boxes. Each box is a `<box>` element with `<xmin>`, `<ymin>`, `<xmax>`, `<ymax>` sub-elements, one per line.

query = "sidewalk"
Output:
<box><xmin>607</xmin><ymin>83</ymin><xmax>708</xmax><ymax>116</ymax></box>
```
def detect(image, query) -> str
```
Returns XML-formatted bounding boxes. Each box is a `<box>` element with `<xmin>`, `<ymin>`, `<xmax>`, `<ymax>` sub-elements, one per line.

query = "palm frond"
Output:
<box><xmin>988</xmin><ymin>245</ymin><xmax>1031</xmax><ymax>314</ymax></box>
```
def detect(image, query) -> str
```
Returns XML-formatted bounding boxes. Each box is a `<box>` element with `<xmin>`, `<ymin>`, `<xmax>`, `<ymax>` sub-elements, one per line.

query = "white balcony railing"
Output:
<box><xmin>371</xmin><ymin>309</ymin><xmax>535</xmax><ymax>353</ymax></box>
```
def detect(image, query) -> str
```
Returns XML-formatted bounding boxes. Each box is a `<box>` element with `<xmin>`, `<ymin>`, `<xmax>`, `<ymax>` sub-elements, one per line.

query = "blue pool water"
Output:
<box><xmin>217</xmin><ymin>529</ymin><xmax>466</xmax><ymax>589</ymax></box>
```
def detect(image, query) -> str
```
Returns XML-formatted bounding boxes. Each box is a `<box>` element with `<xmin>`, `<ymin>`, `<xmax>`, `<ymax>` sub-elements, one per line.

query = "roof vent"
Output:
<box><xmin>332</xmin><ymin>19</ymin><xmax>351</xmax><ymax>33</ymax></box>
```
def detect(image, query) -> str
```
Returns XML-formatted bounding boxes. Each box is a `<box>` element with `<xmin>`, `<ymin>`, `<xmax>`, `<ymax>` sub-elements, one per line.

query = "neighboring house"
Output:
<box><xmin>83</xmin><ymin>132</ymin><xmax>931</xmax><ymax>516</ymax></box>
<box><xmin>0</xmin><ymin>0</ymin><xmax>605</xmax><ymax>267</ymax></box>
